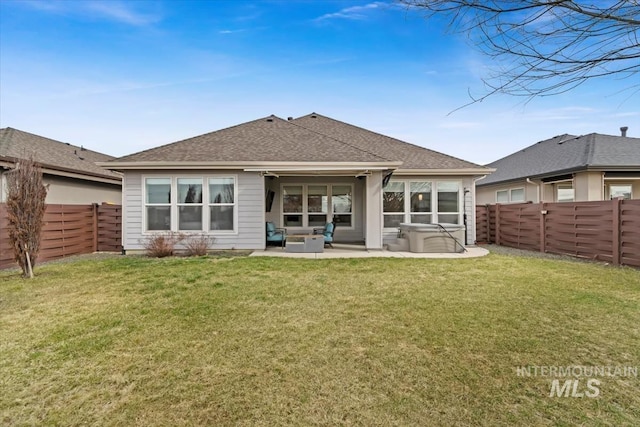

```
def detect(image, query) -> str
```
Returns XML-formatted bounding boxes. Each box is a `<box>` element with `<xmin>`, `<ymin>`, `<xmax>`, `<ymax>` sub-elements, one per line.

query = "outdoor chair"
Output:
<box><xmin>266</xmin><ymin>222</ymin><xmax>286</xmax><ymax>248</ymax></box>
<box><xmin>313</xmin><ymin>221</ymin><xmax>335</xmax><ymax>248</ymax></box>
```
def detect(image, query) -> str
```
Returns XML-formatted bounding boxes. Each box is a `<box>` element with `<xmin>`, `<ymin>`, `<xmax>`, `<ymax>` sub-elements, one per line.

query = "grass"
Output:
<box><xmin>1</xmin><ymin>253</ymin><xmax>639</xmax><ymax>426</ymax></box>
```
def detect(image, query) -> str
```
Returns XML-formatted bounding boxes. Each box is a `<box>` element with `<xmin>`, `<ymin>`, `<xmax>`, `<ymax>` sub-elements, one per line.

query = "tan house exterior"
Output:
<box><xmin>477</xmin><ymin>132</ymin><xmax>640</xmax><ymax>204</ymax></box>
<box><xmin>0</xmin><ymin>128</ymin><xmax>122</xmax><ymax>205</ymax></box>
<box><xmin>104</xmin><ymin>113</ymin><xmax>491</xmax><ymax>252</ymax></box>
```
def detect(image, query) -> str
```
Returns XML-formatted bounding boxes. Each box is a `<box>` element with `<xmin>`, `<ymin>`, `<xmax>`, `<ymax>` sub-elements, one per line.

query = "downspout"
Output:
<box><xmin>526</xmin><ymin>178</ymin><xmax>541</xmax><ymax>202</ymax></box>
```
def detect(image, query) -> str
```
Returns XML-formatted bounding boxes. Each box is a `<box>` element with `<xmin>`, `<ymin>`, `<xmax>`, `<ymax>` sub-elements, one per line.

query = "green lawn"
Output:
<box><xmin>1</xmin><ymin>254</ymin><xmax>639</xmax><ymax>426</ymax></box>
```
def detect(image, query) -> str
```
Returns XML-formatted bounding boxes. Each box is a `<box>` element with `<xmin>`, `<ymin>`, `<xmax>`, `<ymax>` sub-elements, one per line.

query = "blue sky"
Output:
<box><xmin>1</xmin><ymin>0</ymin><xmax>638</xmax><ymax>164</ymax></box>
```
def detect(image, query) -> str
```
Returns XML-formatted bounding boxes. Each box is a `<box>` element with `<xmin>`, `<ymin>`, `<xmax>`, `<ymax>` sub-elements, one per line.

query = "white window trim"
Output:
<box><xmin>556</xmin><ymin>182</ymin><xmax>575</xmax><ymax>203</ymax></box>
<box><xmin>142</xmin><ymin>174</ymin><xmax>238</xmax><ymax>235</ymax></box>
<box><xmin>383</xmin><ymin>179</ymin><xmax>463</xmax><ymax>229</ymax></box>
<box><xmin>280</xmin><ymin>183</ymin><xmax>355</xmax><ymax>230</ymax></box>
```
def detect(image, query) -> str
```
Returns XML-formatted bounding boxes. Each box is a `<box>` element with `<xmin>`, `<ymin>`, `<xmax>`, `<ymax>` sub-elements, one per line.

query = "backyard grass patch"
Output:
<box><xmin>1</xmin><ymin>254</ymin><xmax>639</xmax><ymax>426</ymax></box>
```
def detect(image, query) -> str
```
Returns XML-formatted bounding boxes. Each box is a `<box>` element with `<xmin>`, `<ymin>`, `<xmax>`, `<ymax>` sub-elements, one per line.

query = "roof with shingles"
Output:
<box><xmin>291</xmin><ymin>113</ymin><xmax>484</xmax><ymax>170</ymax></box>
<box><xmin>112</xmin><ymin>113</ymin><xmax>487</xmax><ymax>171</ymax></box>
<box><xmin>115</xmin><ymin>115</ymin><xmax>390</xmax><ymax>163</ymax></box>
<box><xmin>0</xmin><ymin>127</ymin><xmax>121</xmax><ymax>181</ymax></box>
<box><xmin>479</xmin><ymin>133</ymin><xmax>640</xmax><ymax>186</ymax></box>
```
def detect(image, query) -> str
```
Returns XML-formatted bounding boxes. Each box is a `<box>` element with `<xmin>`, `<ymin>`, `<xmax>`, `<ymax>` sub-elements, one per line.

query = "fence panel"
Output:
<box><xmin>478</xmin><ymin>199</ymin><xmax>639</xmax><ymax>268</ymax></box>
<box><xmin>620</xmin><ymin>200</ymin><xmax>640</xmax><ymax>268</ymax></box>
<box><xmin>476</xmin><ymin>205</ymin><xmax>490</xmax><ymax>243</ymax></box>
<box><xmin>98</xmin><ymin>204</ymin><xmax>122</xmax><ymax>252</ymax></box>
<box><xmin>0</xmin><ymin>204</ymin><xmax>13</xmax><ymax>269</ymax></box>
<box><xmin>0</xmin><ymin>203</ymin><xmax>122</xmax><ymax>270</ymax></box>
<box><xmin>544</xmin><ymin>201</ymin><xmax>613</xmax><ymax>262</ymax></box>
<box><xmin>496</xmin><ymin>203</ymin><xmax>540</xmax><ymax>251</ymax></box>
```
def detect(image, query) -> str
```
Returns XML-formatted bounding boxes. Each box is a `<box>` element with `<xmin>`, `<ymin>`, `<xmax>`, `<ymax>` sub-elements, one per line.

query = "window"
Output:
<box><xmin>145</xmin><ymin>178</ymin><xmax>171</xmax><ymax>230</ymax></box>
<box><xmin>557</xmin><ymin>184</ymin><xmax>574</xmax><ymax>202</ymax></box>
<box><xmin>410</xmin><ymin>181</ymin><xmax>431</xmax><ymax>224</ymax></box>
<box><xmin>308</xmin><ymin>185</ymin><xmax>328</xmax><ymax>227</ymax></box>
<box><xmin>383</xmin><ymin>180</ymin><xmax>461</xmax><ymax>228</ymax></box>
<box><xmin>283</xmin><ymin>185</ymin><xmax>303</xmax><ymax>227</ymax></box>
<box><xmin>177</xmin><ymin>178</ymin><xmax>203</xmax><ymax>230</ymax></box>
<box><xmin>209</xmin><ymin>177</ymin><xmax>235</xmax><ymax>230</ymax></box>
<box><xmin>609</xmin><ymin>184</ymin><xmax>632</xmax><ymax>200</ymax></box>
<box><xmin>332</xmin><ymin>185</ymin><xmax>352</xmax><ymax>227</ymax></box>
<box><xmin>383</xmin><ymin>181</ymin><xmax>405</xmax><ymax>228</ymax></box>
<box><xmin>437</xmin><ymin>182</ymin><xmax>460</xmax><ymax>224</ymax></box>
<box><xmin>282</xmin><ymin>184</ymin><xmax>354</xmax><ymax>228</ymax></box>
<box><xmin>496</xmin><ymin>188</ymin><xmax>524</xmax><ymax>203</ymax></box>
<box><xmin>144</xmin><ymin>176</ymin><xmax>236</xmax><ymax>233</ymax></box>
<box><xmin>510</xmin><ymin>188</ymin><xmax>525</xmax><ymax>202</ymax></box>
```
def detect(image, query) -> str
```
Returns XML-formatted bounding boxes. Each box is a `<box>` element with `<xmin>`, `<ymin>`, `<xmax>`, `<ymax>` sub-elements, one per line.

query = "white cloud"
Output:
<box><xmin>314</xmin><ymin>2</ymin><xmax>387</xmax><ymax>22</ymax></box>
<box><xmin>15</xmin><ymin>0</ymin><xmax>161</xmax><ymax>26</ymax></box>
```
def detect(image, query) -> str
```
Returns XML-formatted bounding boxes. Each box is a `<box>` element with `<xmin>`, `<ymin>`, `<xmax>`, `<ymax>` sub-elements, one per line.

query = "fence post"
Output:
<box><xmin>495</xmin><ymin>203</ymin><xmax>501</xmax><ymax>246</ymax></box>
<box><xmin>485</xmin><ymin>204</ymin><xmax>491</xmax><ymax>243</ymax></box>
<box><xmin>612</xmin><ymin>198</ymin><xmax>621</xmax><ymax>266</ymax></box>
<box><xmin>92</xmin><ymin>203</ymin><xmax>99</xmax><ymax>253</ymax></box>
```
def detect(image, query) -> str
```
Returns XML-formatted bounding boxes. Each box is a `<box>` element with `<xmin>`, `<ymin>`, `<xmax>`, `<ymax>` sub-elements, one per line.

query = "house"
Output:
<box><xmin>0</xmin><ymin>128</ymin><xmax>122</xmax><ymax>204</ymax></box>
<box><xmin>476</xmin><ymin>129</ymin><xmax>640</xmax><ymax>204</ymax></box>
<box><xmin>103</xmin><ymin>113</ymin><xmax>491</xmax><ymax>251</ymax></box>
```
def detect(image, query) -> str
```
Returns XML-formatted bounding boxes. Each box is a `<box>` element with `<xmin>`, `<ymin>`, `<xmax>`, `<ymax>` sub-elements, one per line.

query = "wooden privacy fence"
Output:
<box><xmin>476</xmin><ymin>199</ymin><xmax>640</xmax><ymax>268</ymax></box>
<box><xmin>0</xmin><ymin>203</ymin><xmax>122</xmax><ymax>270</ymax></box>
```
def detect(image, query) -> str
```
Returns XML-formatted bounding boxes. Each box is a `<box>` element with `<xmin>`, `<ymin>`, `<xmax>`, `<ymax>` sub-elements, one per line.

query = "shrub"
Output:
<box><xmin>183</xmin><ymin>234</ymin><xmax>214</xmax><ymax>256</ymax></box>
<box><xmin>142</xmin><ymin>232</ymin><xmax>184</xmax><ymax>258</ymax></box>
<box><xmin>5</xmin><ymin>157</ymin><xmax>48</xmax><ymax>278</ymax></box>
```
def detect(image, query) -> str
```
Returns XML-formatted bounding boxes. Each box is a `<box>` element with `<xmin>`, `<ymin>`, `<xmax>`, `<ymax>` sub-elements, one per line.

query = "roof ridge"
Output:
<box><xmin>289</xmin><ymin>113</ymin><xmax>392</xmax><ymax>163</ymax></box>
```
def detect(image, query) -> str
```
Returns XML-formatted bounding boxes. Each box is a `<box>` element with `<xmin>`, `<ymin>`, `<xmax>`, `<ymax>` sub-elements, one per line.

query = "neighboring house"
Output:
<box><xmin>104</xmin><ymin>113</ymin><xmax>491</xmax><ymax>251</ymax></box>
<box><xmin>0</xmin><ymin>128</ymin><xmax>122</xmax><ymax>204</ymax></box>
<box><xmin>477</xmin><ymin>129</ymin><xmax>640</xmax><ymax>204</ymax></box>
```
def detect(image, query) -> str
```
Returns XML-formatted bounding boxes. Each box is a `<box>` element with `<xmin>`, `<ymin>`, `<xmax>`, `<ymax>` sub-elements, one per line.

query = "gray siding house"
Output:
<box><xmin>477</xmin><ymin>130</ymin><xmax>640</xmax><ymax>204</ymax></box>
<box><xmin>104</xmin><ymin>113</ymin><xmax>491</xmax><ymax>251</ymax></box>
<box><xmin>0</xmin><ymin>128</ymin><xmax>122</xmax><ymax>204</ymax></box>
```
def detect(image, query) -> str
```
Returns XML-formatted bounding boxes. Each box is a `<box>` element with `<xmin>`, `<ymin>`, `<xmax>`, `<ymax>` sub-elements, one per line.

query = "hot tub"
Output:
<box><xmin>398</xmin><ymin>223</ymin><xmax>466</xmax><ymax>253</ymax></box>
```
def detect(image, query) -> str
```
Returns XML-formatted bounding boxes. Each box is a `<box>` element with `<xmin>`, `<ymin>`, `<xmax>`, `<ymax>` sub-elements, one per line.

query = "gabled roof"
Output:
<box><xmin>0</xmin><ymin>128</ymin><xmax>121</xmax><ymax>183</ymax></box>
<box><xmin>479</xmin><ymin>132</ymin><xmax>640</xmax><ymax>186</ymax></box>
<box><xmin>108</xmin><ymin>113</ymin><xmax>489</xmax><ymax>173</ymax></box>
<box><xmin>291</xmin><ymin>113</ymin><xmax>484</xmax><ymax>171</ymax></box>
<box><xmin>115</xmin><ymin>115</ymin><xmax>390</xmax><ymax>164</ymax></box>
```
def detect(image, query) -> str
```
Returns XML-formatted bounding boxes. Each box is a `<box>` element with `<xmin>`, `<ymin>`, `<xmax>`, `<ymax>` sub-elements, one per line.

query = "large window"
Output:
<box><xmin>209</xmin><ymin>177</ymin><xmax>235</xmax><ymax>230</ymax></box>
<box><xmin>144</xmin><ymin>176</ymin><xmax>236</xmax><ymax>233</ymax></box>
<box><xmin>178</xmin><ymin>178</ymin><xmax>203</xmax><ymax>230</ymax></box>
<box><xmin>145</xmin><ymin>178</ymin><xmax>171</xmax><ymax>231</ymax></box>
<box><xmin>410</xmin><ymin>182</ymin><xmax>431</xmax><ymax>224</ymax></box>
<box><xmin>436</xmin><ymin>182</ymin><xmax>460</xmax><ymax>224</ymax></box>
<box><xmin>332</xmin><ymin>185</ymin><xmax>352</xmax><ymax>227</ymax></box>
<box><xmin>383</xmin><ymin>180</ymin><xmax>462</xmax><ymax>228</ymax></box>
<box><xmin>282</xmin><ymin>185</ymin><xmax>303</xmax><ymax>227</ymax></box>
<box><xmin>282</xmin><ymin>184</ymin><xmax>353</xmax><ymax>228</ymax></box>
<box><xmin>308</xmin><ymin>185</ymin><xmax>328</xmax><ymax>227</ymax></box>
<box><xmin>383</xmin><ymin>181</ymin><xmax>405</xmax><ymax>228</ymax></box>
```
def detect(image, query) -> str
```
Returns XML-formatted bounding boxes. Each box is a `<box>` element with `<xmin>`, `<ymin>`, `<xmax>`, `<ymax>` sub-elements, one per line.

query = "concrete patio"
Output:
<box><xmin>251</xmin><ymin>244</ymin><xmax>490</xmax><ymax>259</ymax></box>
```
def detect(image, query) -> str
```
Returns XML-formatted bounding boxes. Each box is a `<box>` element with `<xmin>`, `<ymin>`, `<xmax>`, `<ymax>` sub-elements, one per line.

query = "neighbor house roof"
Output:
<box><xmin>479</xmin><ymin>133</ymin><xmax>640</xmax><ymax>186</ymax></box>
<box><xmin>0</xmin><ymin>127</ymin><xmax>121</xmax><ymax>183</ymax></box>
<box><xmin>107</xmin><ymin>113</ymin><xmax>489</xmax><ymax>174</ymax></box>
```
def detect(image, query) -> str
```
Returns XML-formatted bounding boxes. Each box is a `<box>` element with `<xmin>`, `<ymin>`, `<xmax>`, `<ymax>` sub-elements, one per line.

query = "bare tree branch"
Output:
<box><xmin>399</xmin><ymin>0</ymin><xmax>640</xmax><ymax>103</ymax></box>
